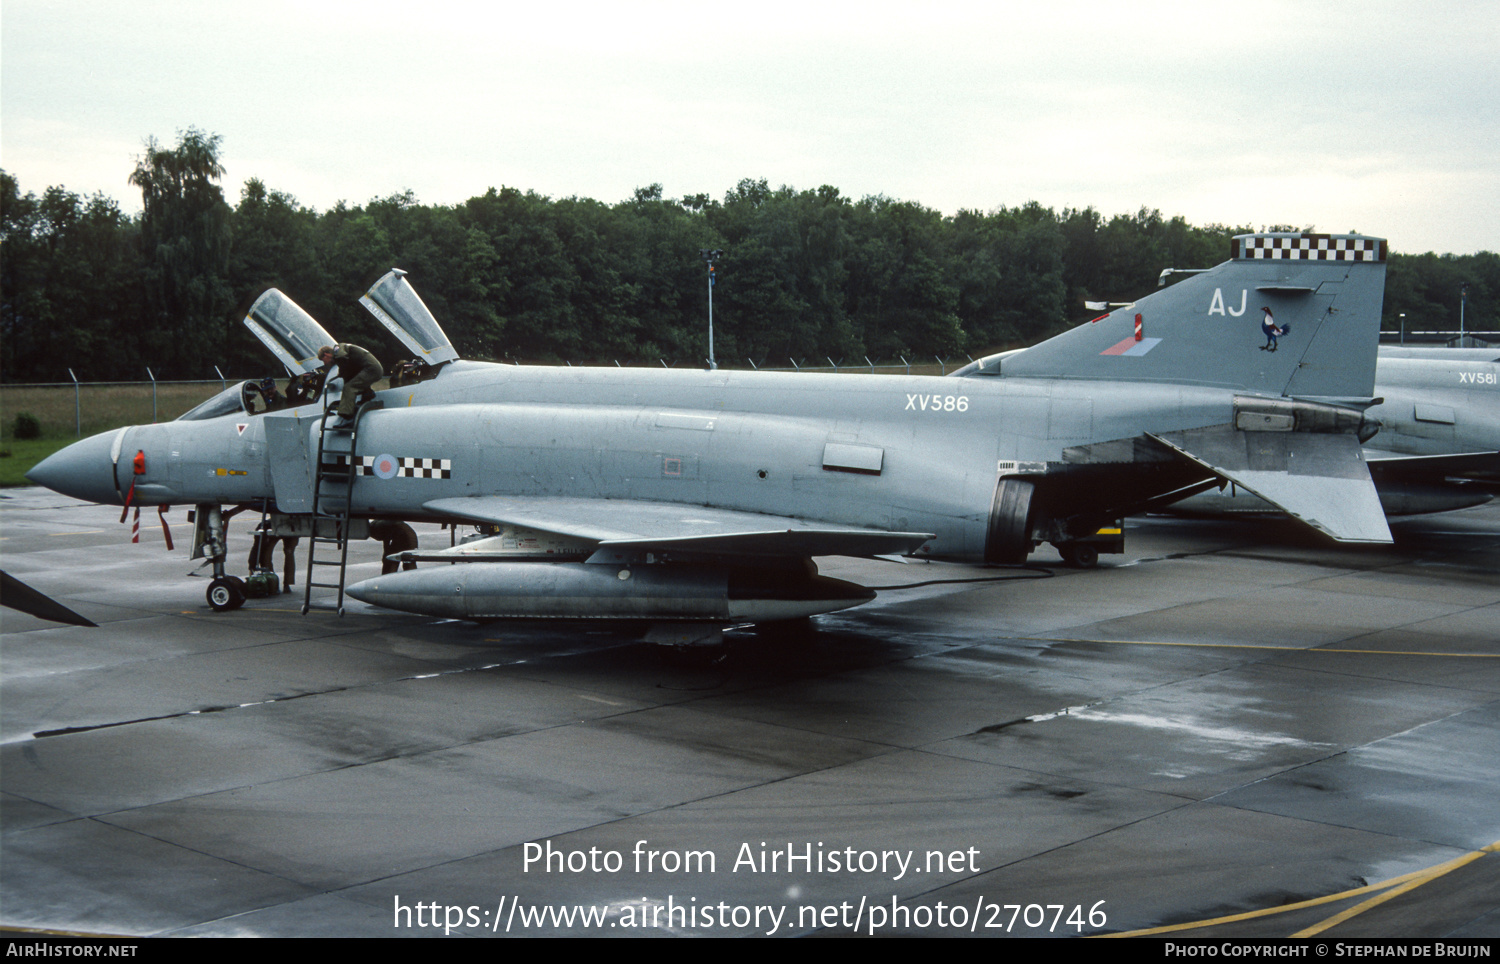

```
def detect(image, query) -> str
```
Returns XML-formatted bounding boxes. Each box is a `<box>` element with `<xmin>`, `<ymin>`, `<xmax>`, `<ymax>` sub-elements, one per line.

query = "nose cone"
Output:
<box><xmin>26</xmin><ymin>429</ymin><xmax>125</xmax><ymax>504</ymax></box>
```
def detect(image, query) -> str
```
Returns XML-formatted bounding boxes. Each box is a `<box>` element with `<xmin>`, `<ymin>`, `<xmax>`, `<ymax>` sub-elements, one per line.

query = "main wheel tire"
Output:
<box><xmin>207</xmin><ymin>576</ymin><xmax>246</xmax><ymax>612</ymax></box>
<box><xmin>985</xmin><ymin>478</ymin><xmax>1036</xmax><ymax>565</ymax></box>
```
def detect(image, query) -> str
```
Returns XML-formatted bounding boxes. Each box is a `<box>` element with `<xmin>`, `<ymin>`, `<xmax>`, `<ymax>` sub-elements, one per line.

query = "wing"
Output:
<box><xmin>423</xmin><ymin>495</ymin><xmax>934</xmax><ymax>559</ymax></box>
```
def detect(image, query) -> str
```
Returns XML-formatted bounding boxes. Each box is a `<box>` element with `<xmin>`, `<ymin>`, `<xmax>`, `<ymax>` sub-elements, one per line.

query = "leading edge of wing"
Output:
<box><xmin>1149</xmin><ymin>428</ymin><xmax>1394</xmax><ymax>544</ymax></box>
<box><xmin>423</xmin><ymin>495</ymin><xmax>935</xmax><ymax>558</ymax></box>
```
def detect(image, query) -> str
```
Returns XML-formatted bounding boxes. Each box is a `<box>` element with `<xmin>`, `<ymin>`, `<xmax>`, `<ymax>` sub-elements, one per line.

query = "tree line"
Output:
<box><xmin>3</xmin><ymin>129</ymin><xmax>1495</xmax><ymax>383</ymax></box>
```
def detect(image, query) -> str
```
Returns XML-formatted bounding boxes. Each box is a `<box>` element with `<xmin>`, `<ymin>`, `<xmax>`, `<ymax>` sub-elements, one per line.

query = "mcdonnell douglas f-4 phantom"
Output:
<box><xmin>28</xmin><ymin>232</ymin><xmax>1394</xmax><ymax>636</ymax></box>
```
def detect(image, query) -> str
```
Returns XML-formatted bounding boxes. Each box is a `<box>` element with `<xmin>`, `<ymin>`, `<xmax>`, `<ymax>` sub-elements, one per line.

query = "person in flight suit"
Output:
<box><xmin>317</xmin><ymin>343</ymin><xmax>384</xmax><ymax>422</ymax></box>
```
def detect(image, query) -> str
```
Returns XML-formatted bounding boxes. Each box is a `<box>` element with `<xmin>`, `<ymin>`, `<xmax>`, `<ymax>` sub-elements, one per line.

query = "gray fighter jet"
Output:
<box><xmin>1136</xmin><ymin>346</ymin><xmax>1499</xmax><ymax>519</ymax></box>
<box><xmin>28</xmin><ymin>232</ymin><xmax>1394</xmax><ymax>634</ymax></box>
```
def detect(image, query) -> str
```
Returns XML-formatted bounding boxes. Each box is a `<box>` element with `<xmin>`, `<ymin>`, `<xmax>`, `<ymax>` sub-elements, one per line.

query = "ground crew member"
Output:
<box><xmin>369</xmin><ymin>519</ymin><xmax>420</xmax><ymax>575</ymax></box>
<box><xmin>249</xmin><ymin>525</ymin><xmax>298</xmax><ymax>592</ymax></box>
<box><xmin>317</xmin><ymin>344</ymin><xmax>384</xmax><ymax>422</ymax></box>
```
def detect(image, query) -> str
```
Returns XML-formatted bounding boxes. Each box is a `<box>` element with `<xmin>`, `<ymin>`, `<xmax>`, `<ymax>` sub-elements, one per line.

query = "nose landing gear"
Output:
<box><xmin>207</xmin><ymin>575</ymin><xmax>247</xmax><ymax>611</ymax></box>
<box><xmin>194</xmin><ymin>504</ymin><xmax>247</xmax><ymax>611</ymax></box>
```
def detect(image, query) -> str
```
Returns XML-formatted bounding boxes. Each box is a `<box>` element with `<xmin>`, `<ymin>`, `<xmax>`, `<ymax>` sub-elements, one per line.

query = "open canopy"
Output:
<box><xmin>242</xmin><ymin>289</ymin><xmax>337</xmax><ymax>375</ymax></box>
<box><xmin>359</xmin><ymin>268</ymin><xmax>459</xmax><ymax>366</ymax></box>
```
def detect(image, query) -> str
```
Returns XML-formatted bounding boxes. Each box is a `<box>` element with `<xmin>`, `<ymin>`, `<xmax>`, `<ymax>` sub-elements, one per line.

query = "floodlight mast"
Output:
<box><xmin>1460</xmin><ymin>282</ymin><xmax>1469</xmax><ymax>345</ymax></box>
<box><xmin>701</xmin><ymin>248</ymin><xmax>723</xmax><ymax>370</ymax></box>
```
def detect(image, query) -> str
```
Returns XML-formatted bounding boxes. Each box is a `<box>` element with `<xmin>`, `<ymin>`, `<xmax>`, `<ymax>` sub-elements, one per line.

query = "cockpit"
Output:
<box><xmin>176</xmin><ymin>373</ymin><xmax>327</xmax><ymax>422</ymax></box>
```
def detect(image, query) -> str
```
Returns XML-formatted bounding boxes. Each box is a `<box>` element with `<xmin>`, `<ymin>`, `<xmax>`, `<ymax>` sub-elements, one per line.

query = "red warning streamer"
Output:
<box><xmin>120</xmin><ymin>481</ymin><xmax>135</xmax><ymax>523</ymax></box>
<box><xmin>120</xmin><ymin>450</ymin><xmax>146</xmax><ymax>523</ymax></box>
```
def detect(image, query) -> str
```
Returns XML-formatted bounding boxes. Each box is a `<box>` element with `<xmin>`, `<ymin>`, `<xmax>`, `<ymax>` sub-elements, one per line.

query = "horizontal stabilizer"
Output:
<box><xmin>424</xmin><ymin>496</ymin><xmax>934</xmax><ymax>558</ymax></box>
<box><xmin>1150</xmin><ymin>427</ymin><xmax>1393</xmax><ymax>543</ymax></box>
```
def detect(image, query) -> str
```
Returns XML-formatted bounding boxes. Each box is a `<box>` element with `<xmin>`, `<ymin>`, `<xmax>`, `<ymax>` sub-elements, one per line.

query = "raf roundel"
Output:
<box><xmin>347</xmin><ymin>454</ymin><xmax>453</xmax><ymax>479</ymax></box>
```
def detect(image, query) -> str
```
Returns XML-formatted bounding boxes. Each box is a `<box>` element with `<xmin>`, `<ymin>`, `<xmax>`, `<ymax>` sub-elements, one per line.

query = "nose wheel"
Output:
<box><xmin>207</xmin><ymin>575</ymin><xmax>247</xmax><ymax>611</ymax></box>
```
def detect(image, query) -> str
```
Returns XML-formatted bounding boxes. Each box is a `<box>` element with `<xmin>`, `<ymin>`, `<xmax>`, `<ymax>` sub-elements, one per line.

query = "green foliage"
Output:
<box><xmin>1058</xmin><ymin>207</ymin><xmax>1248</xmax><ymax>323</ymax></box>
<box><xmin>4</xmin><ymin>135</ymin><xmax>1492</xmax><ymax>383</ymax></box>
<box><xmin>2</xmin><ymin>172</ymin><xmax>144</xmax><ymax>381</ymax></box>
<box><xmin>1383</xmin><ymin>250</ymin><xmax>1498</xmax><ymax>336</ymax></box>
<box><xmin>0</xmin><ymin>438</ymin><xmax>75</xmax><ymax>487</ymax></box>
<box><xmin>13</xmin><ymin>412</ymin><xmax>41</xmax><ymax>439</ymax></box>
<box><xmin>947</xmin><ymin>202</ymin><xmax>1066</xmax><ymax>351</ymax></box>
<box><xmin>129</xmin><ymin>128</ymin><xmax>234</xmax><ymax>375</ymax></box>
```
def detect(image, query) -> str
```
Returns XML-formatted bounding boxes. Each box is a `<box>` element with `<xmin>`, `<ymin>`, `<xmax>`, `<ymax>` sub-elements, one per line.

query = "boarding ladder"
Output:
<box><xmin>302</xmin><ymin>400</ymin><xmax>376</xmax><ymax>615</ymax></box>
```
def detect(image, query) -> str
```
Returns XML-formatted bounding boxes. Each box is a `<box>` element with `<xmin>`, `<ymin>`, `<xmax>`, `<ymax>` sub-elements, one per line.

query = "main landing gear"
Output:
<box><xmin>1055</xmin><ymin>542</ymin><xmax>1100</xmax><ymax>569</ymax></box>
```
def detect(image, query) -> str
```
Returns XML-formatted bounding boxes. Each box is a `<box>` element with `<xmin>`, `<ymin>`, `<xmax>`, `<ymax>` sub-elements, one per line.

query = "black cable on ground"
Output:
<box><xmin>864</xmin><ymin>564</ymin><xmax>1056</xmax><ymax>591</ymax></box>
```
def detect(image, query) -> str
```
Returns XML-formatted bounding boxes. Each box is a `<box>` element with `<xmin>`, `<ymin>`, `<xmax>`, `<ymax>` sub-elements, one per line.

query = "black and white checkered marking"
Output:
<box><xmin>333</xmin><ymin>455</ymin><xmax>452</xmax><ymax>479</ymax></box>
<box><xmin>1237</xmin><ymin>234</ymin><xmax>1386</xmax><ymax>263</ymax></box>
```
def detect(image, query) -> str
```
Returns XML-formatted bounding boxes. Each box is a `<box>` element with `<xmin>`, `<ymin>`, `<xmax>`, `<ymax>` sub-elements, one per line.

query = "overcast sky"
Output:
<box><xmin>3</xmin><ymin>0</ymin><xmax>1496</xmax><ymax>255</ymax></box>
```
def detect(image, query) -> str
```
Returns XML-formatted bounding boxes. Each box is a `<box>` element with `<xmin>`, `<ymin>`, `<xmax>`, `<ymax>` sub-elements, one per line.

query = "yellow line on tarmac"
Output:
<box><xmin>1028</xmin><ymin>637</ymin><xmax>1500</xmax><ymax>658</ymax></box>
<box><xmin>0</xmin><ymin>925</ymin><xmax>135</xmax><ymax>938</ymax></box>
<box><xmin>1096</xmin><ymin>840</ymin><xmax>1500</xmax><ymax>938</ymax></box>
<box><xmin>1095</xmin><ymin>874</ymin><xmax>1424</xmax><ymax>937</ymax></box>
<box><xmin>1292</xmin><ymin>841</ymin><xmax>1500</xmax><ymax>937</ymax></box>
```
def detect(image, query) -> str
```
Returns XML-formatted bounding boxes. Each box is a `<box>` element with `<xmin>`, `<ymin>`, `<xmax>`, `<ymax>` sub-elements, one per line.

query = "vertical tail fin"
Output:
<box><xmin>1000</xmin><ymin>233</ymin><xmax>1387</xmax><ymax>399</ymax></box>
